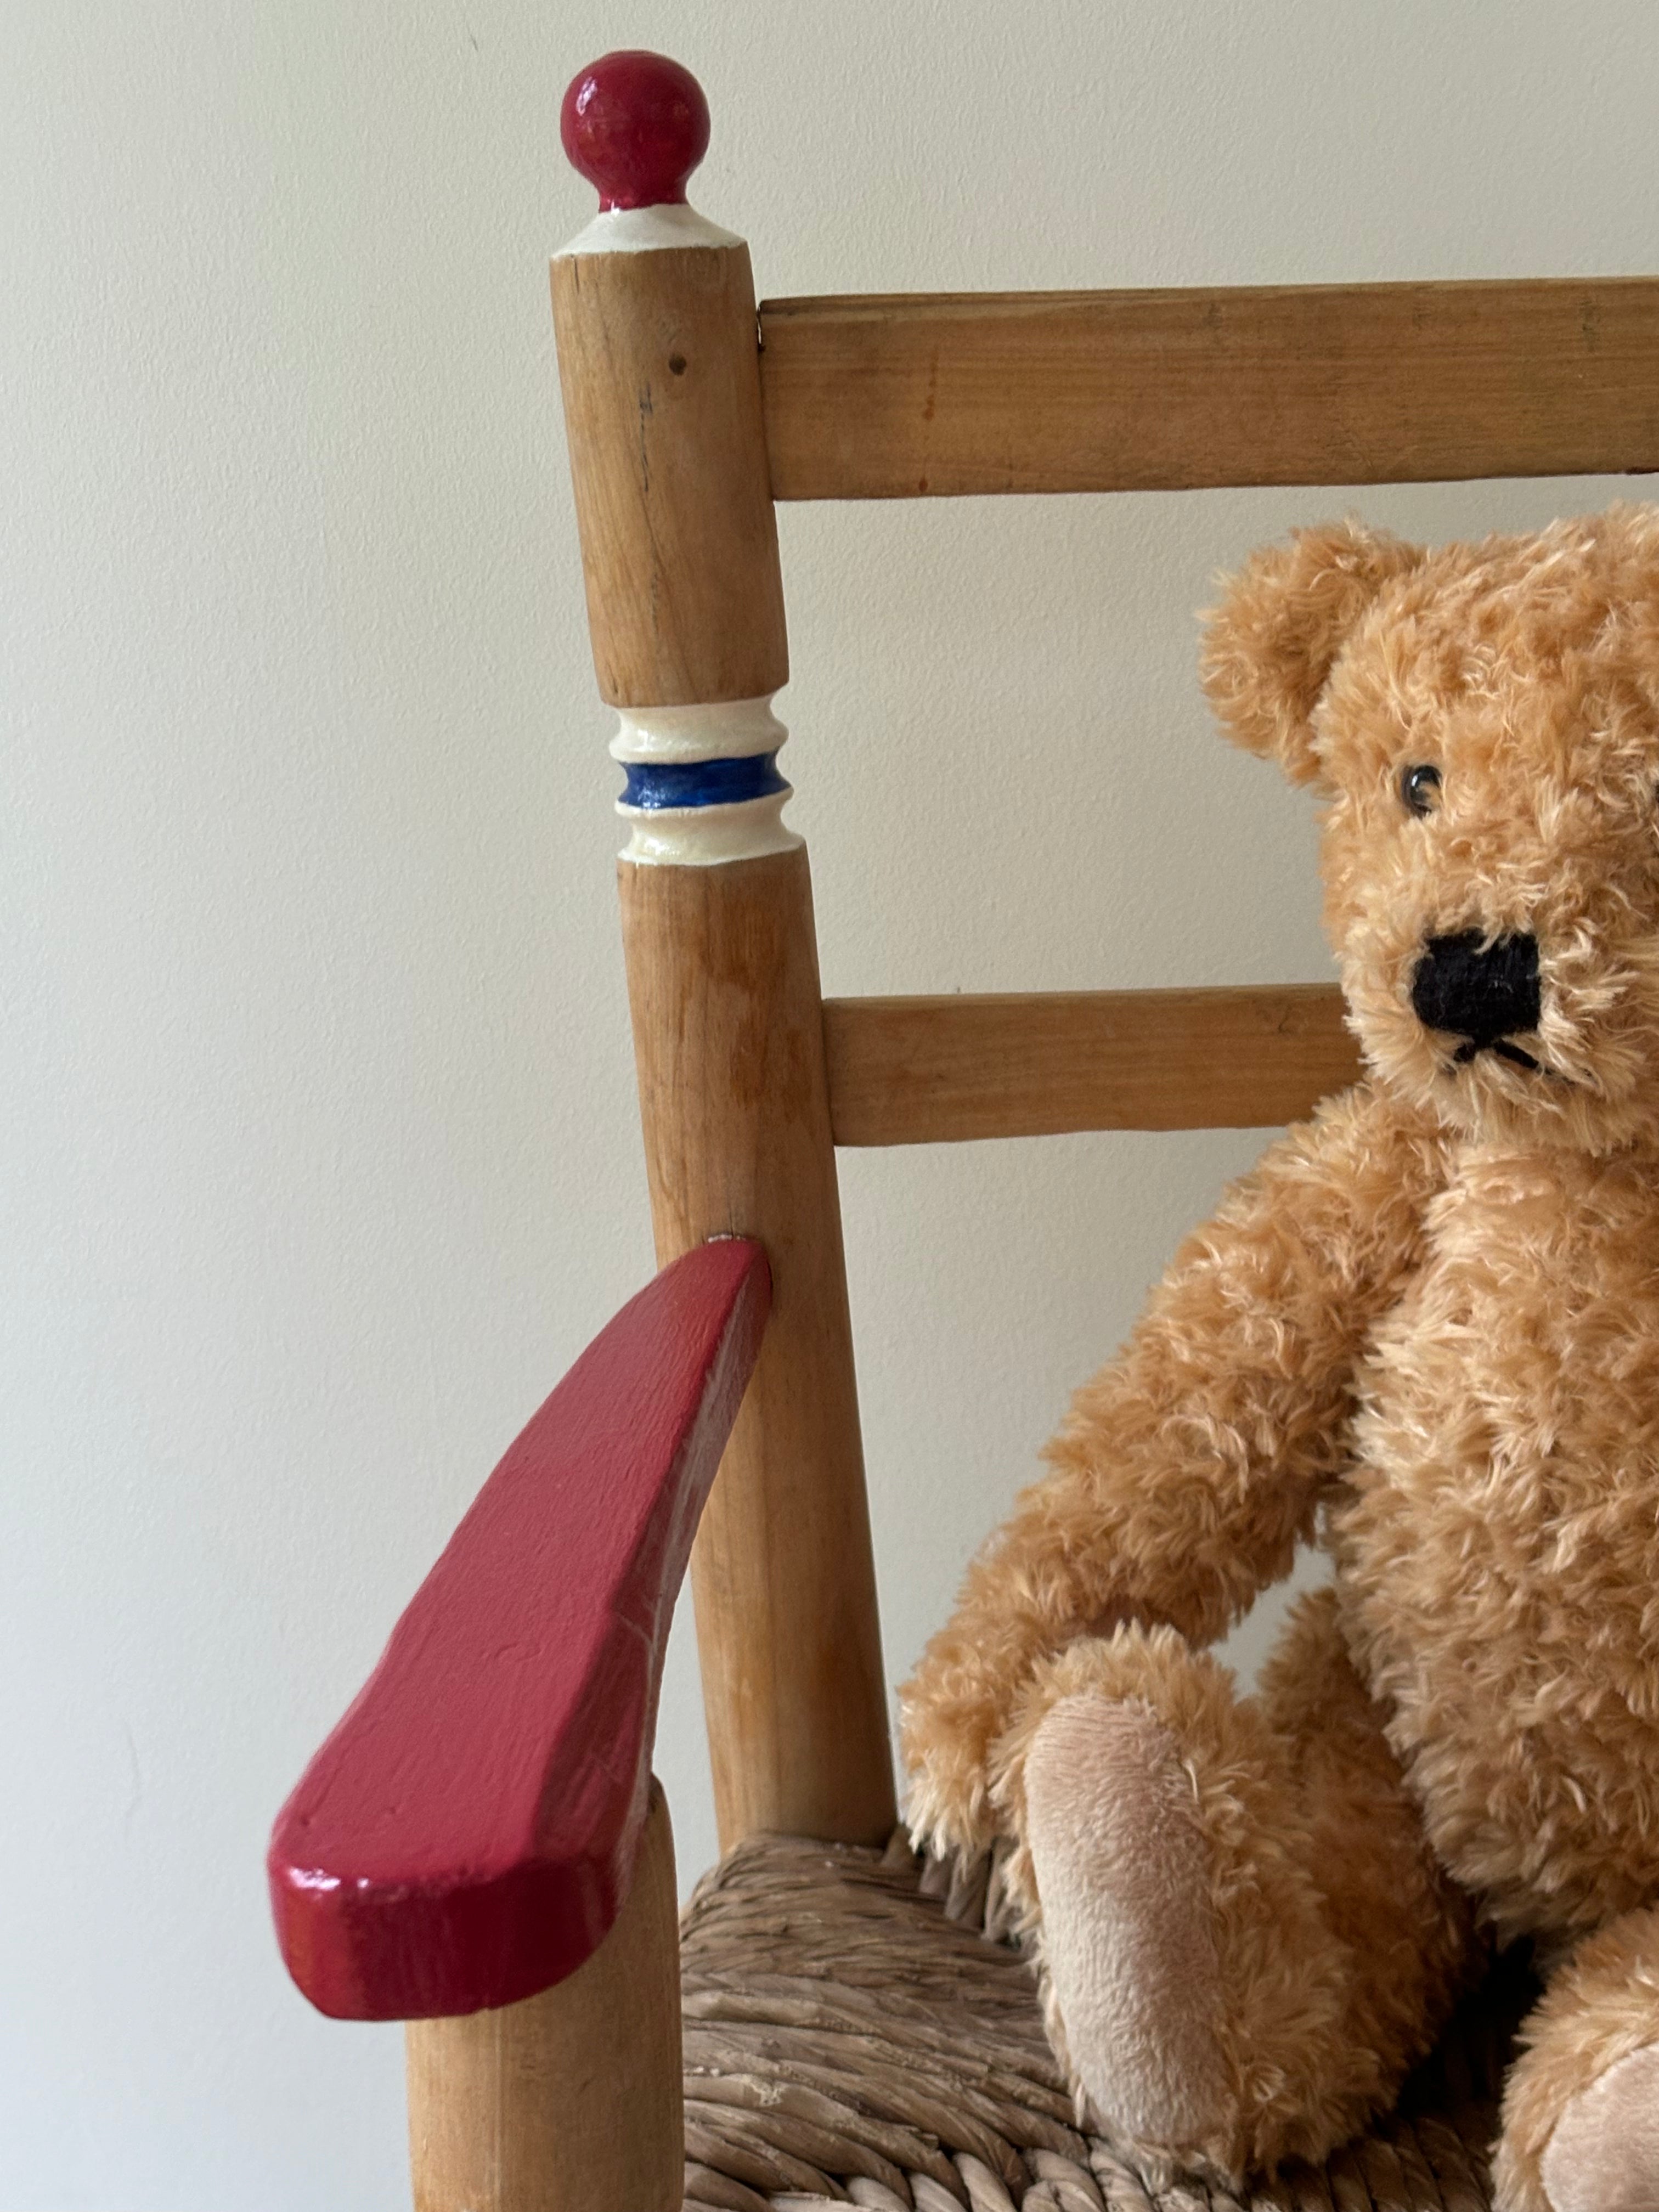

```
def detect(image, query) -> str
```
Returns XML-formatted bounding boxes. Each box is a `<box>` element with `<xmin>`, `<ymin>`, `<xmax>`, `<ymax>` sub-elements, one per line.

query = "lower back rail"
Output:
<box><xmin>822</xmin><ymin>984</ymin><xmax>1362</xmax><ymax>1146</ymax></box>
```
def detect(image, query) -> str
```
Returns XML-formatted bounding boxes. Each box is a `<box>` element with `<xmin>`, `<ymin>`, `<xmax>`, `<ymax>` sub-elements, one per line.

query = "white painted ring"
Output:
<box><xmin>557</xmin><ymin>202</ymin><xmax>742</xmax><ymax>259</ymax></box>
<box><xmin>617</xmin><ymin>791</ymin><xmax>800</xmax><ymax>868</ymax></box>
<box><xmin>610</xmin><ymin>695</ymin><xmax>786</xmax><ymax>765</ymax></box>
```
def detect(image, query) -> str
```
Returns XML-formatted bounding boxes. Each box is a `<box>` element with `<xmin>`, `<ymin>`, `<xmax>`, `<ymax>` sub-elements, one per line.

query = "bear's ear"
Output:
<box><xmin>1200</xmin><ymin>521</ymin><xmax>1424</xmax><ymax>785</ymax></box>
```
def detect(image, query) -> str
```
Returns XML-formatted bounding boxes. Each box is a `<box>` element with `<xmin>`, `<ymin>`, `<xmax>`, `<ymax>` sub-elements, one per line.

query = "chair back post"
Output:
<box><xmin>551</xmin><ymin>52</ymin><xmax>895</xmax><ymax>1850</ymax></box>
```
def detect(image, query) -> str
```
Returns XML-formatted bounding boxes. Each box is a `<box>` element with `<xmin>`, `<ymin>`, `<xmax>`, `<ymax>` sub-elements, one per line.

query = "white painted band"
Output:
<box><xmin>618</xmin><ymin>791</ymin><xmax>800</xmax><ymax>868</ymax></box>
<box><xmin>610</xmin><ymin>695</ymin><xmax>786</xmax><ymax>765</ymax></box>
<box><xmin>557</xmin><ymin>202</ymin><xmax>742</xmax><ymax>259</ymax></box>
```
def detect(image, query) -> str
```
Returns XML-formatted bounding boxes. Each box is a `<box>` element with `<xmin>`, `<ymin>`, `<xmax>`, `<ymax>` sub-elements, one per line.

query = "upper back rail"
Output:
<box><xmin>759</xmin><ymin>280</ymin><xmax>1659</xmax><ymax>500</ymax></box>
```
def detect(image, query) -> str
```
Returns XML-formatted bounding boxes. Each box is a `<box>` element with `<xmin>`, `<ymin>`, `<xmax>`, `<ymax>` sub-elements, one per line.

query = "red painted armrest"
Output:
<box><xmin>267</xmin><ymin>1238</ymin><xmax>769</xmax><ymax>2021</ymax></box>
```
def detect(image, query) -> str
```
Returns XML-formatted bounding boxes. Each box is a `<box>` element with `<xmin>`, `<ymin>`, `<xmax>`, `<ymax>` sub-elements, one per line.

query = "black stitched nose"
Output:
<box><xmin>1410</xmin><ymin>930</ymin><xmax>1541</xmax><ymax>1045</ymax></box>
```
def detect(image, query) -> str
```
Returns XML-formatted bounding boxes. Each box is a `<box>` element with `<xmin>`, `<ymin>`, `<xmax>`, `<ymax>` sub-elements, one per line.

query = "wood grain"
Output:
<box><xmin>757</xmin><ymin>279</ymin><xmax>1659</xmax><ymax>499</ymax></box>
<box><xmin>553</xmin><ymin>214</ymin><xmax>894</xmax><ymax>1850</ymax></box>
<box><xmin>552</xmin><ymin>240</ymin><xmax>788</xmax><ymax>705</ymax></box>
<box><xmin>406</xmin><ymin>1781</ymin><xmax>681</xmax><ymax>2212</ymax></box>
<box><xmin>822</xmin><ymin>984</ymin><xmax>1362</xmax><ymax>1146</ymax></box>
<box><xmin>268</xmin><ymin>1240</ymin><xmax>769</xmax><ymax>2022</ymax></box>
<box><xmin>620</xmin><ymin>848</ymin><xmax>896</xmax><ymax>1851</ymax></box>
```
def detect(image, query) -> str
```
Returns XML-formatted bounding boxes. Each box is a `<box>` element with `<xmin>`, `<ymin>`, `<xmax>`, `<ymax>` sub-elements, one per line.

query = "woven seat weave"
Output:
<box><xmin>679</xmin><ymin>1829</ymin><xmax>1532</xmax><ymax>2212</ymax></box>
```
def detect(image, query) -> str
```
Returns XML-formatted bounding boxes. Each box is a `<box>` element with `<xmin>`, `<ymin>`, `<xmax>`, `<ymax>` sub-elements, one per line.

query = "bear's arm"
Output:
<box><xmin>900</xmin><ymin>1081</ymin><xmax>1445</xmax><ymax>1859</ymax></box>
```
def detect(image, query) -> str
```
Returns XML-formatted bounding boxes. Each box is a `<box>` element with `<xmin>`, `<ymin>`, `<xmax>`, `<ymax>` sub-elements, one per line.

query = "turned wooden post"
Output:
<box><xmin>552</xmin><ymin>52</ymin><xmax>895</xmax><ymax>1850</ymax></box>
<box><xmin>406</xmin><ymin>1786</ymin><xmax>681</xmax><ymax>2212</ymax></box>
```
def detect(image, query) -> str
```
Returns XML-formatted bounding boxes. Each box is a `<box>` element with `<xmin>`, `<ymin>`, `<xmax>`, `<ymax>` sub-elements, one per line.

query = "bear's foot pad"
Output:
<box><xmin>1025</xmin><ymin>1694</ymin><xmax>1231</xmax><ymax>2163</ymax></box>
<box><xmin>678</xmin><ymin>1827</ymin><xmax>1534</xmax><ymax>2209</ymax></box>
<box><xmin>1541</xmin><ymin>2044</ymin><xmax>1659</xmax><ymax>2212</ymax></box>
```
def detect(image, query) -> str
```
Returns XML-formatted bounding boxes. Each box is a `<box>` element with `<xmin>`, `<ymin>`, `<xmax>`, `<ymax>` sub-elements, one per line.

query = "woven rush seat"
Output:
<box><xmin>679</xmin><ymin>1830</ymin><xmax>1534</xmax><ymax>2212</ymax></box>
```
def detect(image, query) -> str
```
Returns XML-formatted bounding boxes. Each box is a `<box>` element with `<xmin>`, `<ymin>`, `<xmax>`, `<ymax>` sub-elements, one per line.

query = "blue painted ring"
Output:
<box><xmin>620</xmin><ymin>753</ymin><xmax>788</xmax><ymax>811</ymax></box>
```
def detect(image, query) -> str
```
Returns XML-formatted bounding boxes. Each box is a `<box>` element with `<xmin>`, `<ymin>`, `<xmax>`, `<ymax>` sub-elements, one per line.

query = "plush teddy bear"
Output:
<box><xmin>900</xmin><ymin>505</ymin><xmax>1659</xmax><ymax>2212</ymax></box>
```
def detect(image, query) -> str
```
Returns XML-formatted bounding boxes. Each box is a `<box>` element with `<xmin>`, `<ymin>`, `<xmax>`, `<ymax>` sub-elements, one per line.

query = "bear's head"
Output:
<box><xmin>1202</xmin><ymin>504</ymin><xmax>1659</xmax><ymax>1154</ymax></box>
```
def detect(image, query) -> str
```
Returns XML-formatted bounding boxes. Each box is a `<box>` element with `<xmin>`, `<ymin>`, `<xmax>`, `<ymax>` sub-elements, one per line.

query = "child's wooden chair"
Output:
<box><xmin>268</xmin><ymin>51</ymin><xmax>1659</xmax><ymax>2212</ymax></box>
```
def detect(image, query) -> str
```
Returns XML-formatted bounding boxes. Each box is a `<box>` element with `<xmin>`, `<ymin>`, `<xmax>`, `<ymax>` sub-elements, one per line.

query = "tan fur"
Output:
<box><xmin>901</xmin><ymin>1081</ymin><xmax>1447</xmax><ymax>1865</ymax></box>
<box><xmin>1500</xmin><ymin>1908</ymin><xmax>1659</xmax><ymax>2212</ymax></box>
<box><xmin>1199</xmin><ymin>518</ymin><xmax>1424</xmax><ymax>784</ymax></box>
<box><xmin>994</xmin><ymin>1598</ymin><xmax>1476</xmax><ymax>2182</ymax></box>
<box><xmin>900</xmin><ymin>506</ymin><xmax>1659</xmax><ymax>2204</ymax></box>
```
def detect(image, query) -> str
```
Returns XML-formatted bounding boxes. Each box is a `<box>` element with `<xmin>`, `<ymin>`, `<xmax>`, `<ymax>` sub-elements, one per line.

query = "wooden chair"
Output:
<box><xmin>267</xmin><ymin>49</ymin><xmax>1659</xmax><ymax>2212</ymax></box>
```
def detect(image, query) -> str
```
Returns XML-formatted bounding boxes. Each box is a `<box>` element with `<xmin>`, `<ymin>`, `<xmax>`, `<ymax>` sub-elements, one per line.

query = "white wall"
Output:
<box><xmin>5</xmin><ymin>2</ymin><xmax>1657</xmax><ymax>2204</ymax></box>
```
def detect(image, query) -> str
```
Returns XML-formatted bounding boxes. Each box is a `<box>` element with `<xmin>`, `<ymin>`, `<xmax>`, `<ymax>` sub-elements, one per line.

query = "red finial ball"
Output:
<box><xmin>561</xmin><ymin>52</ymin><xmax>710</xmax><ymax>212</ymax></box>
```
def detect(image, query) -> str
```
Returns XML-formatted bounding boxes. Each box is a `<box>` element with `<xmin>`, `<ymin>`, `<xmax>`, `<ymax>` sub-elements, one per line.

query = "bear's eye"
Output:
<box><xmin>1400</xmin><ymin>763</ymin><xmax>1443</xmax><ymax>817</ymax></box>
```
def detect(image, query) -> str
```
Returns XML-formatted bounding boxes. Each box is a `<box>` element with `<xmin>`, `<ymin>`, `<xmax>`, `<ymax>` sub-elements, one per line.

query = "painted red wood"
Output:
<box><xmin>268</xmin><ymin>1238</ymin><xmax>769</xmax><ymax>2021</ymax></box>
<box><xmin>560</xmin><ymin>51</ymin><xmax>711</xmax><ymax>211</ymax></box>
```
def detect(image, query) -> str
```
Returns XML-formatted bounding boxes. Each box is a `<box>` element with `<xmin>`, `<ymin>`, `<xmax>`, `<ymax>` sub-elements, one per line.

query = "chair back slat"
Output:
<box><xmin>823</xmin><ymin>985</ymin><xmax>1361</xmax><ymax>1146</ymax></box>
<box><xmin>760</xmin><ymin>279</ymin><xmax>1659</xmax><ymax>500</ymax></box>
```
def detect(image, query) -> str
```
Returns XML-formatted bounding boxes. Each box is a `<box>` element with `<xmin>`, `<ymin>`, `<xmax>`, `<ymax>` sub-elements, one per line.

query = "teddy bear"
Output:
<box><xmin>899</xmin><ymin>504</ymin><xmax>1659</xmax><ymax>2212</ymax></box>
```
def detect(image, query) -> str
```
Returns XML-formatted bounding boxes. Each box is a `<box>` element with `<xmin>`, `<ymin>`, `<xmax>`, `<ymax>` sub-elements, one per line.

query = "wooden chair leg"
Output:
<box><xmin>404</xmin><ymin>1783</ymin><xmax>682</xmax><ymax>2212</ymax></box>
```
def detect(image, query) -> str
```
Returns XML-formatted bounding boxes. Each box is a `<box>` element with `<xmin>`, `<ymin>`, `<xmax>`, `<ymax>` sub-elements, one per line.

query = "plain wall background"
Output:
<box><xmin>6</xmin><ymin>2</ymin><xmax>1658</xmax><ymax>2204</ymax></box>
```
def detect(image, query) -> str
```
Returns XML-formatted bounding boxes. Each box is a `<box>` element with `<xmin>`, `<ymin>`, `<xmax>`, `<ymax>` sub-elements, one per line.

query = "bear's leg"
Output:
<box><xmin>992</xmin><ymin>1588</ymin><xmax>1479</xmax><ymax>2188</ymax></box>
<box><xmin>1495</xmin><ymin>1905</ymin><xmax>1659</xmax><ymax>2212</ymax></box>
